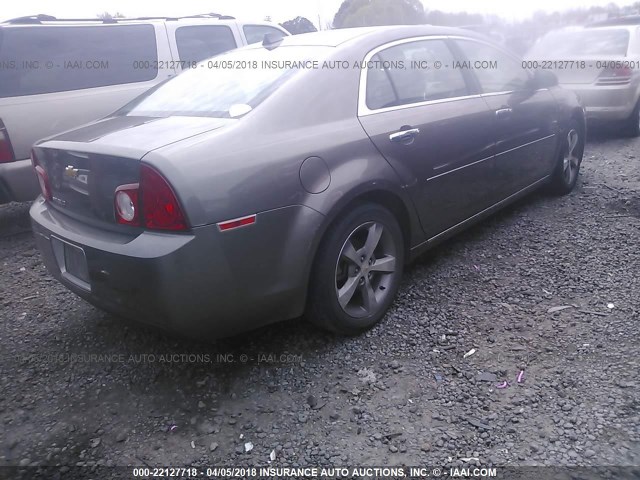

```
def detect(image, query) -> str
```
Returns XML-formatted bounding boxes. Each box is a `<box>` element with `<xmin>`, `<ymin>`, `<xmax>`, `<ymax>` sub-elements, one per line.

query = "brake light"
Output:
<box><xmin>0</xmin><ymin>120</ymin><xmax>16</xmax><ymax>163</ymax></box>
<box><xmin>114</xmin><ymin>184</ymin><xmax>140</xmax><ymax>226</ymax></box>
<box><xmin>31</xmin><ymin>149</ymin><xmax>52</xmax><ymax>201</ymax></box>
<box><xmin>597</xmin><ymin>67</ymin><xmax>633</xmax><ymax>85</ymax></box>
<box><xmin>140</xmin><ymin>164</ymin><xmax>187</xmax><ymax>231</ymax></box>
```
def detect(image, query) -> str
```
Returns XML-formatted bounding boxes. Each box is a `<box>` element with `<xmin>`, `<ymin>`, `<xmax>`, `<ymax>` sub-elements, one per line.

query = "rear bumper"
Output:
<box><xmin>562</xmin><ymin>83</ymin><xmax>639</xmax><ymax>121</ymax></box>
<box><xmin>30</xmin><ymin>199</ymin><xmax>325</xmax><ymax>338</ymax></box>
<box><xmin>0</xmin><ymin>158</ymin><xmax>40</xmax><ymax>203</ymax></box>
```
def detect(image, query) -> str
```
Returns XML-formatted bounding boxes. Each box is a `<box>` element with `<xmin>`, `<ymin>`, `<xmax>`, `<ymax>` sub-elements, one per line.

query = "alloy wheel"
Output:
<box><xmin>562</xmin><ymin>129</ymin><xmax>580</xmax><ymax>185</ymax></box>
<box><xmin>335</xmin><ymin>221</ymin><xmax>398</xmax><ymax>318</ymax></box>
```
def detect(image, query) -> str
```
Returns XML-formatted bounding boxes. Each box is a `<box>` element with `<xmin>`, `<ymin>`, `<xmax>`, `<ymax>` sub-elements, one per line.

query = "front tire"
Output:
<box><xmin>549</xmin><ymin>119</ymin><xmax>584</xmax><ymax>195</ymax></box>
<box><xmin>307</xmin><ymin>203</ymin><xmax>404</xmax><ymax>335</ymax></box>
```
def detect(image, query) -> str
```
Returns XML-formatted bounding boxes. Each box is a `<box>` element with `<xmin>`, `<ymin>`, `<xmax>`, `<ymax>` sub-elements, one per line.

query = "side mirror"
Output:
<box><xmin>530</xmin><ymin>69</ymin><xmax>559</xmax><ymax>89</ymax></box>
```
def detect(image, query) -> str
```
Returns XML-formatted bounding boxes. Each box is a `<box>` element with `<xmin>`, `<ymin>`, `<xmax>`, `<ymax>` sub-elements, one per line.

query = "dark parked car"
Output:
<box><xmin>30</xmin><ymin>26</ymin><xmax>585</xmax><ymax>338</ymax></box>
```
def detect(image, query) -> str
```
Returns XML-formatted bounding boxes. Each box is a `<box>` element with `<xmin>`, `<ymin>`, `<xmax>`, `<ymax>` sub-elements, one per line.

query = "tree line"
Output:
<box><xmin>98</xmin><ymin>1</ymin><xmax>640</xmax><ymax>53</ymax></box>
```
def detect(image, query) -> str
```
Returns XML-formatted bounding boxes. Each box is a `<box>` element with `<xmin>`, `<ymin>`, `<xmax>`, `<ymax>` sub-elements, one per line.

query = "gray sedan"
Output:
<box><xmin>30</xmin><ymin>26</ymin><xmax>585</xmax><ymax>338</ymax></box>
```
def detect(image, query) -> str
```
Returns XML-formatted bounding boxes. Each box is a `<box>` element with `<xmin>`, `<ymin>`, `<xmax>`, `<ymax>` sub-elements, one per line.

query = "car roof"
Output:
<box><xmin>273</xmin><ymin>25</ymin><xmax>487</xmax><ymax>48</ymax></box>
<box><xmin>0</xmin><ymin>13</ymin><xmax>277</xmax><ymax>27</ymax></box>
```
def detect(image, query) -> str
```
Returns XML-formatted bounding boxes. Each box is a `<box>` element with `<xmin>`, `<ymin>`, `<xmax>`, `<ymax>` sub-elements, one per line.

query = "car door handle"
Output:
<box><xmin>389</xmin><ymin>128</ymin><xmax>420</xmax><ymax>143</ymax></box>
<box><xmin>495</xmin><ymin>108</ymin><xmax>512</xmax><ymax>119</ymax></box>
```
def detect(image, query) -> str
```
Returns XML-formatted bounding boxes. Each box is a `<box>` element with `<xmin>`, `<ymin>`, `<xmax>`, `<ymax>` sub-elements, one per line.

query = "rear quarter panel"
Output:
<box><xmin>145</xmin><ymin>51</ymin><xmax>425</xmax><ymax>246</ymax></box>
<box><xmin>548</xmin><ymin>85</ymin><xmax>586</xmax><ymax>131</ymax></box>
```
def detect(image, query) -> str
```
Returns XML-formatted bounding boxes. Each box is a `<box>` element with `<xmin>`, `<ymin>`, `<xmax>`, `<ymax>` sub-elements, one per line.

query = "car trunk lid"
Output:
<box><xmin>33</xmin><ymin>115</ymin><xmax>231</xmax><ymax>229</ymax></box>
<box><xmin>45</xmin><ymin>115</ymin><xmax>231</xmax><ymax>151</ymax></box>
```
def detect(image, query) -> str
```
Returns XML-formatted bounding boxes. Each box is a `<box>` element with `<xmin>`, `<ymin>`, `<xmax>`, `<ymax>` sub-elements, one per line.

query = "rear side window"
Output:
<box><xmin>365</xmin><ymin>39</ymin><xmax>469</xmax><ymax>110</ymax></box>
<box><xmin>0</xmin><ymin>25</ymin><xmax>157</xmax><ymax>98</ymax></box>
<box><xmin>175</xmin><ymin>26</ymin><xmax>237</xmax><ymax>63</ymax></box>
<box><xmin>366</xmin><ymin>54</ymin><xmax>397</xmax><ymax>110</ymax></box>
<box><xmin>243</xmin><ymin>25</ymin><xmax>286</xmax><ymax>45</ymax></box>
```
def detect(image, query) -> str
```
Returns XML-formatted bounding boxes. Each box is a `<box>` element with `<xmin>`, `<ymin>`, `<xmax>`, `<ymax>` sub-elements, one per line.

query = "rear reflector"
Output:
<box><xmin>0</xmin><ymin>120</ymin><xmax>16</xmax><ymax>163</ymax></box>
<box><xmin>217</xmin><ymin>214</ymin><xmax>256</xmax><ymax>231</ymax></box>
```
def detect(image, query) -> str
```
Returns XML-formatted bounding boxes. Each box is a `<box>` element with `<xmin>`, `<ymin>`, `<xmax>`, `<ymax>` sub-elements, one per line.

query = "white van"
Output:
<box><xmin>0</xmin><ymin>13</ymin><xmax>289</xmax><ymax>202</ymax></box>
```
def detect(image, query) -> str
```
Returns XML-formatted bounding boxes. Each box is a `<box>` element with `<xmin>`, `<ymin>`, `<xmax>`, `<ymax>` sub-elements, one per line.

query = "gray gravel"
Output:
<box><xmin>1</xmin><ymin>130</ymin><xmax>639</xmax><ymax>474</ymax></box>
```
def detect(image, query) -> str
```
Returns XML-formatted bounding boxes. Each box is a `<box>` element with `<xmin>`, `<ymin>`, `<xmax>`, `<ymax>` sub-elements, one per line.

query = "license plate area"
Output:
<box><xmin>51</xmin><ymin>236</ymin><xmax>91</xmax><ymax>291</ymax></box>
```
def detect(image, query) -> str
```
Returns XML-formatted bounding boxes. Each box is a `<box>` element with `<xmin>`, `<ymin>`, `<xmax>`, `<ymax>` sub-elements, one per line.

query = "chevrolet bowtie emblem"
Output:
<box><xmin>64</xmin><ymin>165</ymin><xmax>79</xmax><ymax>178</ymax></box>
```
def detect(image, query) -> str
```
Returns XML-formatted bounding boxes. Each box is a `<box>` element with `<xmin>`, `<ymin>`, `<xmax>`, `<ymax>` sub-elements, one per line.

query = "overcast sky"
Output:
<box><xmin>1</xmin><ymin>0</ymin><xmax>637</xmax><ymax>27</ymax></box>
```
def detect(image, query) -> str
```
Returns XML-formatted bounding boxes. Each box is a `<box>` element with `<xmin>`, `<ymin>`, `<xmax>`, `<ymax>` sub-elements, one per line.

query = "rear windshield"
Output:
<box><xmin>117</xmin><ymin>46</ymin><xmax>332</xmax><ymax>119</ymax></box>
<box><xmin>0</xmin><ymin>24</ymin><xmax>157</xmax><ymax>98</ymax></box>
<box><xmin>527</xmin><ymin>28</ymin><xmax>630</xmax><ymax>57</ymax></box>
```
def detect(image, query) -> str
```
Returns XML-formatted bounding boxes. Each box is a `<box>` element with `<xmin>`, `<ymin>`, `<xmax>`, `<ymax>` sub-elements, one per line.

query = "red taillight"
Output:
<box><xmin>0</xmin><ymin>120</ymin><xmax>16</xmax><ymax>163</ymax></box>
<box><xmin>35</xmin><ymin>166</ymin><xmax>52</xmax><ymax>201</ymax></box>
<box><xmin>140</xmin><ymin>164</ymin><xmax>187</xmax><ymax>231</ymax></box>
<box><xmin>597</xmin><ymin>67</ymin><xmax>633</xmax><ymax>85</ymax></box>
<box><xmin>217</xmin><ymin>215</ymin><xmax>256</xmax><ymax>231</ymax></box>
<box><xmin>31</xmin><ymin>149</ymin><xmax>52</xmax><ymax>201</ymax></box>
<box><xmin>114</xmin><ymin>184</ymin><xmax>140</xmax><ymax>226</ymax></box>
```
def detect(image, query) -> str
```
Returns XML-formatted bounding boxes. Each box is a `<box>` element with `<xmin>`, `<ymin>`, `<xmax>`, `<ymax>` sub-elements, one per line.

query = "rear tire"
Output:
<box><xmin>306</xmin><ymin>203</ymin><xmax>404</xmax><ymax>335</ymax></box>
<box><xmin>621</xmin><ymin>99</ymin><xmax>640</xmax><ymax>138</ymax></box>
<box><xmin>549</xmin><ymin>119</ymin><xmax>584</xmax><ymax>195</ymax></box>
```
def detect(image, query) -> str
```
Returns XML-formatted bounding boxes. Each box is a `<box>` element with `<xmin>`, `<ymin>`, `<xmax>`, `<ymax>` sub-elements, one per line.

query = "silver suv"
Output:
<box><xmin>526</xmin><ymin>17</ymin><xmax>640</xmax><ymax>136</ymax></box>
<box><xmin>0</xmin><ymin>13</ymin><xmax>289</xmax><ymax>203</ymax></box>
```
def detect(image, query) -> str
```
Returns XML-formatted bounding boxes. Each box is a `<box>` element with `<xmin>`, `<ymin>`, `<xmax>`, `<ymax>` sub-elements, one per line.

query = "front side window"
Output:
<box><xmin>0</xmin><ymin>24</ymin><xmax>157</xmax><ymax>98</ymax></box>
<box><xmin>243</xmin><ymin>25</ymin><xmax>286</xmax><ymax>45</ymax></box>
<box><xmin>365</xmin><ymin>39</ymin><xmax>469</xmax><ymax>110</ymax></box>
<box><xmin>175</xmin><ymin>26</ymin><xmax>237</xmax><ymax>63</ymax></box>
<box><xmin>455</xmin><ymin>40</ymin><xmax>530</xmax><ymax>94</ymax></box>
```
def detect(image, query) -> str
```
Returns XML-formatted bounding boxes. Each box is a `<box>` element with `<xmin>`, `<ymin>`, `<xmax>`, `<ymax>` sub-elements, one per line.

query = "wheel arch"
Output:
<box><xmin>570</xmin><ymin>106</ymin><xmax>587</xmax><ymax>137</ymax></box>
<box><xmin>315</xmin><ymin>187</ymin><xmax>418</xmax><ymax>266</ymax></box>
<box><xmin>551</xmin><ymin>106</ymin><xmax>586</xmax><ymax>174</ymax></box>
<box><xmin>299</xmin><ymin>185</ymin><xmax>418</xmax><ymax>310</ymax></box>
<box><xmin>302</xmin><ymin>187</ymin><xmax>417</xmax><ymax>330</ymax></box>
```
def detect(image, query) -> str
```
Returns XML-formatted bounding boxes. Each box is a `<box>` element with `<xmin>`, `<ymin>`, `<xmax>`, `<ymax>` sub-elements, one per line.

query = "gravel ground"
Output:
<box><xmin>1</xmin><ymin>130</ymin><xmax>639</xmax><ymax>477</ymax></box>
